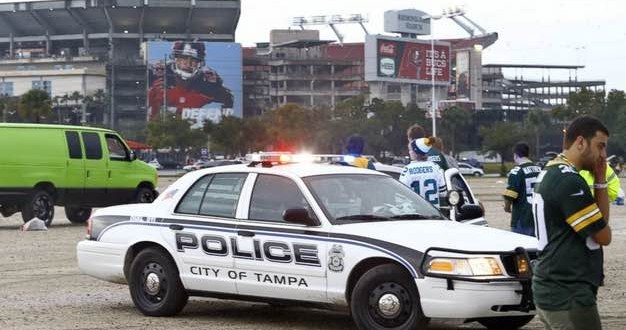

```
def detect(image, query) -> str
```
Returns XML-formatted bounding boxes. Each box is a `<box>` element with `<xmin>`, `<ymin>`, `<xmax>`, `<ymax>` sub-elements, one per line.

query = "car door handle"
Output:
<box><xmin>86</xmin><ymin>170</ymin><xmax>90</xmax><ymax>178</ymax></box>
<box><xmin>237</xmin><ymin>230</ymin><xmax>255</xmax><ymax>237</ymax></box>
<box><xmin>108</xmin><ymin>170</ymin><xmax>112</xmax><ymax>178</ymax></box>
<box><xmin>169</xmin><ymin>224</ymin><xmax>184</xmax><ymax>231</ymax></box>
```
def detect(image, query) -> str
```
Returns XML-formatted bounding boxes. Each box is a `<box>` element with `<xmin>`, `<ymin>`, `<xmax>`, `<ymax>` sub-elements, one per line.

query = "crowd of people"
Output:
<box><xmin>341</xmin><ymin>115</ymin><xmax>615</xmax><ymax>330</ymax></box>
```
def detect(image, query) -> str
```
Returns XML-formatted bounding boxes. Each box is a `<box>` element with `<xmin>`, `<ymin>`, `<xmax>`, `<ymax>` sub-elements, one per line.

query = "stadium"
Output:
<box><xmin>0</xmin><ymin>0</ymin><xmax>241</xmax><ymax>140</ymax></box>
<box><xmin>0</xmin><ymin>0</ymin><xmax>605</xmax><ymax>147</ymax></box>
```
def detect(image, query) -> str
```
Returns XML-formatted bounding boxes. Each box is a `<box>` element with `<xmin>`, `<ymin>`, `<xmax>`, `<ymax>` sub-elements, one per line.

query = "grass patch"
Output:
<box><xmin>483</xmin><ymin>162</ymin><xmax>515</xmax><ymax>176</ymax></box>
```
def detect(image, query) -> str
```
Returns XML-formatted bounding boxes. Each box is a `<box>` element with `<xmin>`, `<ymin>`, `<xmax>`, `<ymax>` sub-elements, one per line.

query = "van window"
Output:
<box><xmin>65</xmin><ymin>131</ymin><xmax>82</xmax><ymax>159</ymax></box>
<box><xmin>82</xmin><ymin>132</ymin><xmax>102</xmax><ymax>160</ymax></box>
<box><xmin>105</xmin><ymin>134</ymin><xmax>129</xmax><ymax>161</ymax></box>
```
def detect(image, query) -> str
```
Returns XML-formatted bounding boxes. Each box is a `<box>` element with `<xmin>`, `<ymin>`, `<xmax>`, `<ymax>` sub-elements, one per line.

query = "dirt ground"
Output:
<box><xmin>0</xmin><ymin>176</ymin><xmax>624</xmax><ymax>330</ymax></box>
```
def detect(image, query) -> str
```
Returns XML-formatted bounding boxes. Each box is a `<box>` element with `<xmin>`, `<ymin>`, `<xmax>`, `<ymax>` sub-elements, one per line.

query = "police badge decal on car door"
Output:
<box><xmin>328</xmin><ymin>244</ymin><xmax>345</xmax><ymax>272</ymax></box>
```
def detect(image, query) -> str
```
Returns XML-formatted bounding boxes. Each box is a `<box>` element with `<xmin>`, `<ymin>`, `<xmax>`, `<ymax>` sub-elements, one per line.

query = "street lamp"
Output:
<box><xmin>422</xmin><ymin>14</ymin><xmax>442</xmax><ymax>137</ymax></box>
<box><xmin>422</xmin><ymin>7</ymin><xmax>465</xmax><ymax>137</ymax></box>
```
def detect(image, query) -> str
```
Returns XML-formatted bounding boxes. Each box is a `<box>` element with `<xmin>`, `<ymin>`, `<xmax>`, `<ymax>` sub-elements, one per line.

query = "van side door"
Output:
<box><xmin>81</xmin><ymin>131</ymin><xmax>108</xmax><ymax>205</ymax></box>
<box><xmin>63</xmin><ymin>131</ymin><xmax>86</xmax><ymax>203</ymax></box>
<box><xmin>104</xmin><ymin>134</ymin><xmax>136</xmax><ymax>204</ymax></box>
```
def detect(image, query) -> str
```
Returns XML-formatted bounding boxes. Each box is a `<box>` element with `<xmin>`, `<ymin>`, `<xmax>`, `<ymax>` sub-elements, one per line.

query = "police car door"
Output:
<box><xmin>165</xmin><ymin>173</ymin><xmax>248</xmax><ymax>294</ymax></box>
<box><xmin>234</xmin><ymin>173</ymin><xmax>328</xmax><ymax>302</ymax></box>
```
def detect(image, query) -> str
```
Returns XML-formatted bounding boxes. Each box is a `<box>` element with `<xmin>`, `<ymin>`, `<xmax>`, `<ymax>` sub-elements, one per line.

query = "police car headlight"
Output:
<box><xmin>428</xmin><ymin>257</ymin><xmax>503</xmax><ymax>276</ymax></box>
<box><xmin>447</xmin><ymin>190</ymin><xmax>461</xmax><ymax>206</ymax></box>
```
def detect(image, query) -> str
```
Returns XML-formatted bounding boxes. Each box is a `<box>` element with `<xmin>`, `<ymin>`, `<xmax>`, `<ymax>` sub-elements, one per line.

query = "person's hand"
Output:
<box><xmin>594</xmin><ymin>154</ymin><xmax>607</xmax><ymax>183</ymax></box>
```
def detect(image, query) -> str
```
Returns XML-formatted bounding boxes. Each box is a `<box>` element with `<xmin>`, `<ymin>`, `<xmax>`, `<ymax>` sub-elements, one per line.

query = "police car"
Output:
<box><xmin>77</xmin><ymin>154</ymin><xmax>537</xmax><ymax>330</ymax></box>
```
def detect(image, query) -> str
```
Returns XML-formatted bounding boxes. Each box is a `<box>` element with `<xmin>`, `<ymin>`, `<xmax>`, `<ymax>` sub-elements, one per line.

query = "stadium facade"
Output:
<box><xmin>0</xmin><ymin>0</ymin><xmax>240</xmax><ymax>140</ymax></box>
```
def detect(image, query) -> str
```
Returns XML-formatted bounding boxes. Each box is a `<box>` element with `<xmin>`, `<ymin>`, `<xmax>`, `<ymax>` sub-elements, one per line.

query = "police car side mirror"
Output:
<box><xmin>457</xmin><ymin>204</ymin><xmax>484</xmax><ymax>221</ymax></box>
<box><xmin>283</xmin><ymin>208</ymin><xmax>317</xmax><ymax>226</ymax></box>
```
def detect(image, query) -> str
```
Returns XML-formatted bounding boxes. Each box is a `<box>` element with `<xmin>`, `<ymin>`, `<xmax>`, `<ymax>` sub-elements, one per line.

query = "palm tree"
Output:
<box><xmin>69</xmin><ymin>91</ymin><xmax>84</xmax><ymax>124</ymax></box>
<box><xmin>18</xmin><ymin>89</ymin><xmax>52</xmax><ymax>123</ymax></box>
<box><xmin>525</xmin><ymin>108</ymin><xmax>552</xmax><ymax>156</ymax></box>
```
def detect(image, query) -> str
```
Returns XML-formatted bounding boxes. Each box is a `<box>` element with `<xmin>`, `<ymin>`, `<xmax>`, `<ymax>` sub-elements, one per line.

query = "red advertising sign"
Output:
<box><xmin>376</xmin><ymin>38</ymin><xmax>450</xmax><ymax>83</ymax></box>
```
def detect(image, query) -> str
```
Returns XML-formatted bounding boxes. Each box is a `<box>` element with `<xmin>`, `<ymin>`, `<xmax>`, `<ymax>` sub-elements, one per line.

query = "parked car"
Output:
<box><xmin>0</xmin><ymin>124</ymin><xmax>158</xmax><ymax>226</ymax></box>
<box><xmin>184</xmin><ymin>159</ymin><xmax>244</xmax><ymax>172</ymax></box>
<box><xmin>458</xmin><ymin>162</ymin><xmax>485</xmax><ymax>177</ymax></box>
<box><xmin>77</xmin><ymin>155</ymin><xmax>536</xmax><ymax>330</ymax></box>
<box><xmin>147</xmin><ymin>159</ymin><xmax>163</xmax><ymax>170</ymax></box>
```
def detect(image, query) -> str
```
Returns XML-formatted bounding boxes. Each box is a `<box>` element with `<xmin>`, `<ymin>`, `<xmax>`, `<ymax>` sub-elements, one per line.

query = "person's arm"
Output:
<box><xmin>504</xmin><ymin>200</ymin><xmax>512</xmax><ymax>213</ymax></box>
<box><xmin>592</xmin><ymin>156</ymin><xmax>612</xmax><ymax>245</ymax></box>
<box><xmin>502</xmin><ymin>167</ymin><xmax>519</xmax><ymax>213</ymax></box>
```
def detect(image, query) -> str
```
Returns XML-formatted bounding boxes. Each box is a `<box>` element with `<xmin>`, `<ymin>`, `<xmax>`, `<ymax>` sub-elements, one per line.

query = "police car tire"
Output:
<box><xmin>128</xmin><ymin>247</ymin><xmax>188</xmax><ymax>316</ymax></box>
<box><xmin>350</xmin><ymin>264</ymin><xmax>428</xmax><ymax>330</ymax></box>
<box><xmin>64</xmin><ymin>206</ymin><xmax>91</xmax><ymax>224</ymax></box>
<box><xmin>21</xmin><ymin>189</ymin><xmax>54</xmax><ymax>227</ymax></box>
<box><xmin>476</xmin><ymin>315</ymin><xmax>535</xmax><ymax>330</ymax></box>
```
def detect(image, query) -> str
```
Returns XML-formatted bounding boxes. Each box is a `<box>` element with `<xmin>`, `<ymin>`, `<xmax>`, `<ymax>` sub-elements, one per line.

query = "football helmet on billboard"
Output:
<box><xmin>170</xmin><ymin>41</ymin><xmax>206</xmax><ymax>80</ymax></box>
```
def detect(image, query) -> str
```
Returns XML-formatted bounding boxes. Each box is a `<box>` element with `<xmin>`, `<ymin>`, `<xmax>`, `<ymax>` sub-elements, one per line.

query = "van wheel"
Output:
<box><xmin>129</xmin><ymin>247</ymin><xmax>188</xmax><ymax>316</ymax></box>
<box><xmin>21</xmin><ymin>190</ymin><xmax>55</xmax><ymax>227</ymax></box>
<box><xmin>350</xmin><ymin>264</ymin><xmax>429</xmax><ymax>330</ymax></box>
<box><xmin>64</xmin><ymin>206</ymin><xmax>92</xmax><ymax>224</ymax></box>
<box><xmin>135</xmin><ymin>187</ymin><xmax>156</xmax><ymax>203</ymax></box>
<box><xmin>477</xmin><ymin>315</ymin><xmax>535</xmax><ymax>329</ymax></box>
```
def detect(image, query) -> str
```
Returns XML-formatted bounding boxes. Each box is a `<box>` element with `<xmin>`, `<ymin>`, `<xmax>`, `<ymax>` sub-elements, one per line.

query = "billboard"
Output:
<box><xmin>365</xmin><ymin>35</ymin><xmax>450</xmax><ymax>85</ymax></box>
<box><xmin>456</xmin><ymin>50</ymin><xmax>470</xmax><ymax>99</ymax></box>
<box><xmin>146</xmin><ymin>41</ymin><xmax>242</xmax><ymax>129</ymax></box>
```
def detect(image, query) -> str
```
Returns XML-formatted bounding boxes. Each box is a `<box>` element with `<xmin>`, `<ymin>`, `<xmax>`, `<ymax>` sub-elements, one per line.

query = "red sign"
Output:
<box><xmin>376</xmin><ymin>38</ymin><xmax>450</xmax><ymax>83</ymax></box>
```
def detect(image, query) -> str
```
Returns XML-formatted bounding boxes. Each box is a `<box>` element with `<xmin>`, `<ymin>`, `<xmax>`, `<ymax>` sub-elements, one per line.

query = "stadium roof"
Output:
<box><xmin>0</xmin><ymin>0</ymin><xmax>240</xmax><ymax>42</ymax></box>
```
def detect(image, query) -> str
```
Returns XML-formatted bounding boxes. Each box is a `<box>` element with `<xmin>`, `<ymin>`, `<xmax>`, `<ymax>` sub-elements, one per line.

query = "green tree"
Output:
<box><xmin>205</xmin><ymin>115</ymin><xmax>245</xmax><ymax>156</ymax></box>
<box><xmin>147</xmin><ymin>115</ymin><xmax>206</xmax><ymax>150</ymax></box>
<box><xmin>480</xmin><ymin>122</ymin><xmax>524</xmax><ymax>176</ymax></box>
<box><xmin>18</xmin><ymin>89</ymin><xmax>52</xmax><ymax>123</ymax></box>
<box><xmin>524</xmin><ymin>108</ymin><xmax>552</xmax><ymax>157</ymax></box>
<box><xmin>439</xmin><ymin>106</ymin><xmax>472</xmax><ymax>156</ymax></box>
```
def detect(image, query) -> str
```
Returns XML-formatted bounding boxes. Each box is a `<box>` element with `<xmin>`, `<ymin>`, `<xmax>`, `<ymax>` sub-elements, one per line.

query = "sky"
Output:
<box><xmin>237</xmin><ymin>0</ymin><xmax>626</xmax><ymax>91</ymax></box>
<box><xmin>3</xmin><ymin>0</ymin><xmax>625</xmax><ymax>91</ymax></box>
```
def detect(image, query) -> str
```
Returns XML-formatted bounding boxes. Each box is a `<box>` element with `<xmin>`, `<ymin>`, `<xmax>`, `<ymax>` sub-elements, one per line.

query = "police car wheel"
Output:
<box><xmin>129</xmin><ymin>247</ymin><xmax>188</xmax><ymax>316</ymax></box>
<box><xmin>21</xmin><ymin>189</ymin><xmax>54</xmax><ymax>227</ymax></box>
<box><xmin>476</xmin><ymin>315</ymin><xmax>535</xmax><ymax>330</ymax></box>
<box><xmin>350</xmin><ymin>264</ymin><xmax>428</xmax><ymax>330</ymax></box>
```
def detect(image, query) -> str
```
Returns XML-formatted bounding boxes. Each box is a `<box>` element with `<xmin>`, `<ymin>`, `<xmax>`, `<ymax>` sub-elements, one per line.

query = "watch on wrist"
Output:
<box><xmin>593</xmin><ymin>182</ymin><xmax>608</xmax><ymax>189</ymax></box>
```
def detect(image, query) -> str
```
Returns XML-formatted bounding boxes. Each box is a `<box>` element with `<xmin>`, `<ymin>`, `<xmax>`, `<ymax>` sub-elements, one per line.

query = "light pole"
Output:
<box><xmin>422</xmin><ymin>14</ymin><xmax>442</xmax><ymax>137</ymax></box>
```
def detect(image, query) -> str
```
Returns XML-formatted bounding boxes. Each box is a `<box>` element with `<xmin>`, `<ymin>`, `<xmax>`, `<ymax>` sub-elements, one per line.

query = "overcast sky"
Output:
<box><xmin>3</xmin><ymin>0</ymin><xmax>625</xmax><ymax>91</ymax></box>
<box><xmin>238</xmin><ymin>0</ymin><xmax>626</xmax><ymax>91</ymax></box>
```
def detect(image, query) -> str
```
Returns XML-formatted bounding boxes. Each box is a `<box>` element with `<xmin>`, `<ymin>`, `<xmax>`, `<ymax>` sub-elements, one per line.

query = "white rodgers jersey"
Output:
<box><xmin>400</xmin><ymin>161</ymin><xmax>446</xmax><ymax>207</ymax></box>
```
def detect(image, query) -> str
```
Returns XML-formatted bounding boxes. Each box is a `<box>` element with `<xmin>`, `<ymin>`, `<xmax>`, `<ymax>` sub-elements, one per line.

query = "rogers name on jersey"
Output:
<box><xmin>77</xmin><ymin>154</ymin><xmax>538</xmax><ymax>330</ymax></box>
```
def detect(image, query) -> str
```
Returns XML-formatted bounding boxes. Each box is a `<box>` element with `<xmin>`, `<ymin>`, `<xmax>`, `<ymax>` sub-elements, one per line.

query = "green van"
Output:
<box><xmin>0</xmin><ymin>124</ymin><xmax>158</xmax><ymax>226</ymax></box>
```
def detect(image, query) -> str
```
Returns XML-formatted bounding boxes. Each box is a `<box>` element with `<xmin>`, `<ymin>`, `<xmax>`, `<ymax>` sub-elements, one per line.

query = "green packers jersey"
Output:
<box><xmin>532</xmin><ymin>157</ymin><xmax>607</xmax><ymax>310</ymax></box>
<box><xmin>503</xmin><ymin>161</ymin><xmax>542</xmax><ymax>229</ymax></box>
<box><xmin>426</xmin><ymin>148</ymin><xmax>449</xmax><ymax>170</ymax></box>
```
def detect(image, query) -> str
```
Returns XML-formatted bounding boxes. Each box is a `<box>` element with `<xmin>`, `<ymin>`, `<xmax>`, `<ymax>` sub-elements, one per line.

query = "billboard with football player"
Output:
<box><xmin>146</xmin><ymin>41</ymin><xmax>242</xmax><ymax>129</ymax></box>
<box><xmin>365</xmin><ymin>35</ymin><xmax>450</xmax><ymax>85</ymax></box>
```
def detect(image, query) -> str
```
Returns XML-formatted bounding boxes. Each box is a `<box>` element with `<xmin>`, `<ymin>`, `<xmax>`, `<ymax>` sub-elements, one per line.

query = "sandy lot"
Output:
<box><xmin>0</xmin><ymin>176</ymin><xmax>624</xmax><ymax>330</ymax></box>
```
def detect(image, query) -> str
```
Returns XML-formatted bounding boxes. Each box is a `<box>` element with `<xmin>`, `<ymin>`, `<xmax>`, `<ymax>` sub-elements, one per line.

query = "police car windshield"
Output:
<box><xmin>303</xmin><ymin>174</ymin><xmax>443</xmax><ymax>224</ymax></box>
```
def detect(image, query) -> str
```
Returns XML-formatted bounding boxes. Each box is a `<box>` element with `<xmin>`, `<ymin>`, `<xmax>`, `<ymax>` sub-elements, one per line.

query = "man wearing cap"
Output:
<box><xmin>340</xmin><ymin>135</ymin><xmax>375</xmax><ymax>170</ymax></box>
<box><xmin>400</xmin><ymin>137</ymin><xmax>447</xmax><ymax>208</ymax></box>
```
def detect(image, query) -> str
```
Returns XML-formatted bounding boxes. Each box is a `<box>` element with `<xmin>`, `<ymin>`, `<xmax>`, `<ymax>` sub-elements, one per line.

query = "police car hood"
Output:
<box><xmin>333</xmin><ymin>220</ymin><xmax>538</xmax><ymax>252</ymax></box>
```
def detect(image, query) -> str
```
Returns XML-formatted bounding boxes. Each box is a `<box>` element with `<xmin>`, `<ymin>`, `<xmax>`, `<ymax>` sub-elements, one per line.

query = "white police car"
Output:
<box><xmin>77</xmin><ymin>154</ymin><xmax>537</xmax><ymax>330</ymax></box>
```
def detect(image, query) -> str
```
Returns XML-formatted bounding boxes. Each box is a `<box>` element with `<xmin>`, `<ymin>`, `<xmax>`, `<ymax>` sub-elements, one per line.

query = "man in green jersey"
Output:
<box><xmin>532</xmin><ymin>116</ymin><xmax>612</xmax><ymax>330</ymax></box>
<box><xmin>503</xmin><ymin>142</ymin><xmax>542</xmax><ymax>236</ymax></box>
